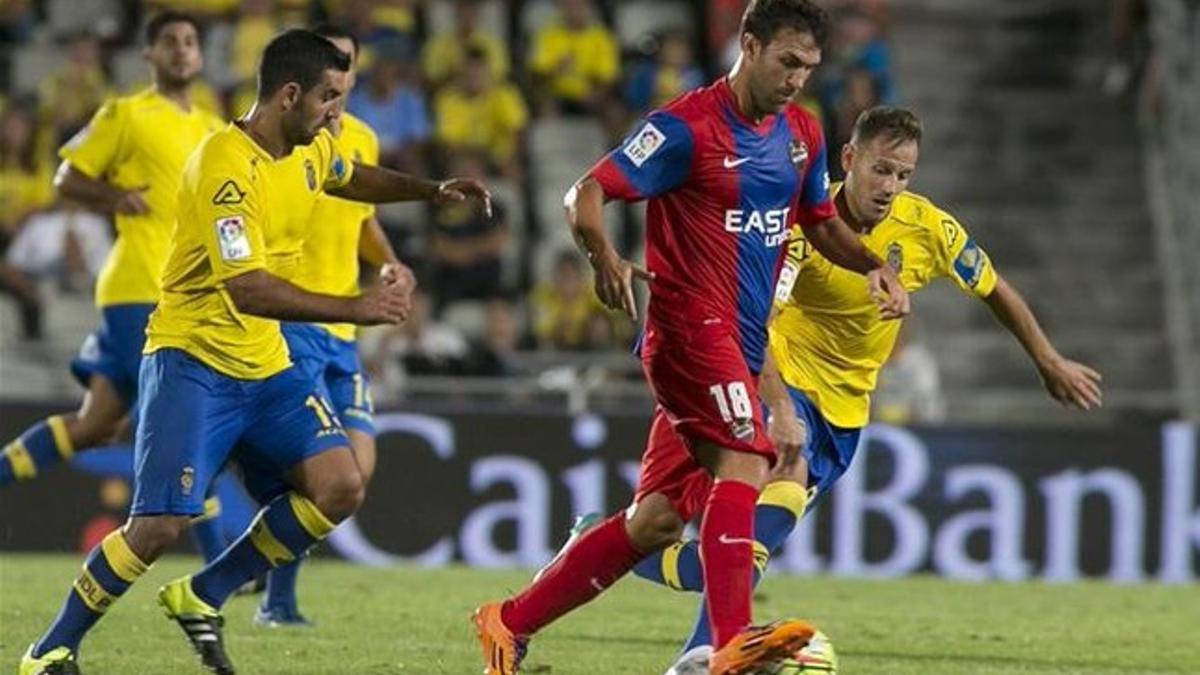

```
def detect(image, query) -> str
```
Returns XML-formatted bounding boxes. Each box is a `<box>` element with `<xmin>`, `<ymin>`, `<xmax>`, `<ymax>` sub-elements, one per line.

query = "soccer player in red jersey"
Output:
<box><xmin>474</xmin><ymin>2</ymin><xmax>909</xmax><ymax>673</ymax></box>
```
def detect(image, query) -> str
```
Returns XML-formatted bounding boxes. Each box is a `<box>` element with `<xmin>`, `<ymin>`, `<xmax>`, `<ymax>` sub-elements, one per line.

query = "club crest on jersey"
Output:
<box><xmin>789</xmin><ymin>139</ymin><xmax>809</xmax><ymax>166</ymax></box>
<box><xmin>887</xmin><ymin>242</ymin><xmax>904</xmax><ymax>273</ymax></box>
<box><xmin>304</xmin><ymin>158</ymin><xmax>318</xmax><ymax>191</ymax></box>
<box><xmin>730</xmin><ymin>417</ymin><xmax>756</xmax><ymax>442</ymax></box>
<box><xmin>623</xmin><ymin>121</ymin><xmax>666</xmax><ymax>168</ymax></box>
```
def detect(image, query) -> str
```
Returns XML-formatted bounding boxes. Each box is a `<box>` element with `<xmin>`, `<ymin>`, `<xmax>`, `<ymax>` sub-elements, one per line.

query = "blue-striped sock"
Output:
<box><xmin>263</xmin><ymin>558</ymin><xmax>302</xmax><ymax>613</ymax></box>
<box><xmin>680</xmin><ymin>481</ymin><xmax>810</xmax><ymax>652</ymax></box>
<box><xmin>32</xmin><ymin>530</ymin><xmax>148</xmax><ymax>656</ymax></box>
<box><xmin>1</xmin><ymin>416</ymin><xmax>75</xmax><ymax>486</ymax></box>
<box><xmin>190</xmin><ymin>495</ymin><xmax>228</xmax><ymax>563</ymax></box>
<box><xmin>190</xmin><ymin>492</ymin><xmax>333</xmax><ymax>610</ymax></box>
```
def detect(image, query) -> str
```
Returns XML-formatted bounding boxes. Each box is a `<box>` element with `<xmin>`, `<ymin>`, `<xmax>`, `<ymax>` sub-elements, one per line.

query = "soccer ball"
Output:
<box><xmin>756</xmin><ymin>629</ymin><xmax>838</xmax><ymax>674</ymax></box>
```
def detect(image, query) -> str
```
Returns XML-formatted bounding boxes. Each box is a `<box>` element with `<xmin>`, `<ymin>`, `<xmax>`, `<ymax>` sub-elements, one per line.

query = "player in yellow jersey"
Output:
<box><xmin>20</xmin><ymin>29</ymin><xmax>489</xmax><ymax>675</ymax></box>
<box><xmin>250</xmin><ymin>23</ymin><xmax>406</xmax><ymax>628</ymax></box>
<box><xmin>0</xmin><ymin>12</ymin><xmax>241</xmax><ymax>560</ymax></box>
<box><xmin>563</xmin><ymin>107</ymin><xmax>1104</xmax><ymax>674</ymax></box>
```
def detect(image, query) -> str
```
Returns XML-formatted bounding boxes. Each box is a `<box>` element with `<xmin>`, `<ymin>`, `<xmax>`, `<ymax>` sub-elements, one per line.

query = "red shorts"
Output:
<box><xmin>633</xmin><ymin>317</ymin><xmax>775</xmax><ymax>520</ymax></box>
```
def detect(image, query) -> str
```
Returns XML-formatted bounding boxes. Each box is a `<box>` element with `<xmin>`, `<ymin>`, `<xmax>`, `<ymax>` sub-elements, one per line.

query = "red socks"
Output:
<box><xmin>502</xmin><ymin>514</ymin><xmax>644</xmax><ymax>636</ymax></box>
<box><xmin>700</xmin><ymin>479</ymin><xmax>760</xmax><ymax>648</ymax></box>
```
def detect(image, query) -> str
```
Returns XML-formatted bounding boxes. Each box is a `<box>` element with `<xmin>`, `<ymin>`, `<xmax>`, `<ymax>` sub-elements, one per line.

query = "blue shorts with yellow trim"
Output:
<box><xmin>70</xmin><ymin>303</ymin><xmax>155</xmax><ymax>407</ymax></box>
<box><xmin>282</xmin><ymin>322</ymin><xmax>375</xmax><ymax>436</ymax></box>
<box><xmin>788</xmin><ymin>386</ymin><xmax>863</xmax><ymax>506</ymax></box>
<box><xmin>129</xmin><ymin>348</ymin><xmax>349</xmax><ymax>517</ymax></box>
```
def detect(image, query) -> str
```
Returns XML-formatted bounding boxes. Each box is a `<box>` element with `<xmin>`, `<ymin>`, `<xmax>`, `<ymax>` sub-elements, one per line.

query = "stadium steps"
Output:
<box><xmin>0</xmin><ymin>285</ymin><xmax>98</xmax><ymax>400</ymax></box>
<box><xmin>889</xmin><ymin>0</ymin><xmax>1174</xmax><ymax>422</ymax></box>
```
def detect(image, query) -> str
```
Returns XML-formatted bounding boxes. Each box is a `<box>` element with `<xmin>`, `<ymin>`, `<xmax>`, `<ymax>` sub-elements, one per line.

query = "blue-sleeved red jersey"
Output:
<box><xmin>589</xmin><ymin>78</ymin><xmax>836</xmax><ymax>373</ymax></box>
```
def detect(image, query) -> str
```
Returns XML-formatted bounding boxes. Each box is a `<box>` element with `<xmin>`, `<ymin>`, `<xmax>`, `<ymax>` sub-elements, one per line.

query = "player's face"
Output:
<box><xmin>146</xmin><ymin>21</ymin><xmax>203</xmax><ymax>89</ymax></box>
<box><xmin>283</xmin><ymin>69</ymin><xmax>349</xmax><ymax>145</ymax></box>
<box><xmin>745</xmin><ymin>27</ymin><xmax>821</xmax><ymax>114</ymax></box>
<box><xmin>842</xmin><ymin>136</ymin><xmax>919</xmax><ymax>226</ymax></box>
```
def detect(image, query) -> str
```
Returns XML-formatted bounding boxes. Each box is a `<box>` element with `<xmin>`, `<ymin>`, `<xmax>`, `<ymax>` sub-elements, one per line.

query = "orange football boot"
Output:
<box><xmin>709</xmin><ymin>619</ymin><xmax>815</xmax><ymax>675</ymax></box>
<box><xmin>472</xmin><ymin>602</ymin><xmax>528</xmax><ymax>675</ymax></box>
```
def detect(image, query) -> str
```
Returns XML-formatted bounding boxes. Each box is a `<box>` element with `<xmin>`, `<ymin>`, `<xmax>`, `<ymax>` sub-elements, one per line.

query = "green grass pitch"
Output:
<box><xmin>1</xmin><ymin>554</ymin><xmax>1196</xmax><ymax>674</ymax></box>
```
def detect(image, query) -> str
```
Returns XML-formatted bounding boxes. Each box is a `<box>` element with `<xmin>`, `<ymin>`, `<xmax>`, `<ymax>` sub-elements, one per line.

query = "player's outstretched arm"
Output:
<box><xmin>53</xmin><ymin>161</ymin><xmax>150</xmax><ymax>216</ymax></box>
<box><xmin>225</xmin><ymin>269</ymin><xmax>411</xmax><ymax>326</ymax></box>
<box><xmin>759</xmin><ymin>348</ymin><xmax>806</xmax><ymax>467</ymax></box>
<box><xmin>803</xmin><ymin>215</ymin><xmax>910</xmax><ymax>319</ymax></box>
<box><xmin>565</xmin><ymin>177</ymin><xmax>654</xmax><ymax>320</ymax></box>
<box><xmin>328</xmin><ymin>163</ymin><xmax>492</xmax><ymax>214</ymax></box>
<box><xmin>982</xmin><ymin>274</ymin><xmax>1103</xmax><ymax>410</ymax></box>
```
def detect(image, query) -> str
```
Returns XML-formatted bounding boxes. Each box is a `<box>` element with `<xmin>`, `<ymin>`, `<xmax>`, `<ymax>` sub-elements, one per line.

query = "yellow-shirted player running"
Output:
<box><xmin>625</xmin><ymin>106</ymin><xmax>1105</xmax><ymax>674</ymax></box>
<box><xmin>0</xmin><ymin>12</ymin><xmax>221</xmax><ymax>487</ymax></box>
<box><xmin>21</xmin><ymin>28</ymin><xmax>489</xmax><ymax>675</ymax></box>
<box><xmin>250</xmin><ymin>23</ymin><xmax>407</xmax><ymax>628</ymax></box>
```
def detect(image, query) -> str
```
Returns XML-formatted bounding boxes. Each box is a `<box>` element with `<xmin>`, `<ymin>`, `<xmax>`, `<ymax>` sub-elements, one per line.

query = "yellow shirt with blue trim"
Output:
<box><xmin>59</xmin><ymin>88</ymin><xmax>223</xmax><ymax>307</ymax></box>
<box><xmin>771</xmin><ymin>186</ymin><xmax>998</xmax><ymax>428</ymax></box>
<box><xmin>144</xmin><ymin>123</ymin><xmax>354</xmax><ymax>380</ymax></box>
<box><xmin>290</xmin><ymin>113</ymin><xmax>379</xmax><ymax>342</ymax></box>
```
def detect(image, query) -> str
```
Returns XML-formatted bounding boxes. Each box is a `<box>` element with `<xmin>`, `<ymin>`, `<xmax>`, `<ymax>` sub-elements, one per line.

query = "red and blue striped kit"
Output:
<box><xmin>590</xmin><ymin>78</ymin><xmax>836</xmax><ymax>372</ymax></box>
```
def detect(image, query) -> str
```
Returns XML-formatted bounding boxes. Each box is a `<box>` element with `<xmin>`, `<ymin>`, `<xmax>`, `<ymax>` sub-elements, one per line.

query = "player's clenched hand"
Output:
<box><xmin>1039</xmin><ymin>356</ymin><xmax>1103</xmax><ymax>410</ymax></box>
<box><xmin>380</xmin><ymin>261</ymin><xmax>416</xmax><ymax>294</ymax></box>
<box><xmin>434</xmin><ymin>178</ymin><xmax>493</xmax><ymax>217</ymax></box>
<box><xmin>591</xmin><ymin>249</ymin><xmax>654</xmax><ymax>321</ymax></box>
<box><xmin>867</xmin><ymin>266</ymin><xmax>910</xmax><ymax>320</ymax></box>
<box><xmin>767</xmin><ymin>401</ymin><xmax>807</xmax><ymax>466</ymax></box>
<box><xmin>114</xmin><ymin>185</ymin><xmax>151</xmax><ymax>216</ymax></box>
<box><xmin>353</xmin><ymin>277</ymin><xmax>412</xmax><ymax>325</ymax></box>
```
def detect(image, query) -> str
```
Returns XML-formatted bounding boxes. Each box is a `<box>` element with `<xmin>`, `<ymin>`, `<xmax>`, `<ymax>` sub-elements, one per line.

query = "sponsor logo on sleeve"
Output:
<box><xmin>215</xmin><ymin>215</ymin><xmax>251</xmax><ymax>261</ymax></box>
<box><xmin>623</xmin><ymin>122</ymin><xmax>666</xmax><ymax>168</ymax></box>
<box><xmin>212</xmin><ymin>180</ymin><xmax>246</xmax><ymax>205</ymax></box>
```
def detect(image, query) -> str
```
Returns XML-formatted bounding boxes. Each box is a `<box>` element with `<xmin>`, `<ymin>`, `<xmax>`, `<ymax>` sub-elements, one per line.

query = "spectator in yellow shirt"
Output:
<box><xmin>422</xmin><ymin>0</ymin><xmax>510</xmax><ymax>89</ymax></box>
<box><xmin>528</xmin><ymin>0</ymin><xmax>620</xmax><ymax>115</ymax></box>
<box><xmin>531</xmin><ymin>249</ymin><xmax>620</xmax><ymax>351</ymax></box>
<box><xmin>0</xmin><ymin>100</ymin><xmax>50</xmax><ymax>338</ymax></box>
<box><xmin>435</xmin><ymin>47</ymin><xmax>529</xmax><ymax>176</ymax></box>
<box><xmin>39</xmin><ymin>32</ymin><xmax>112</xmax><ymax>145</ymax></box>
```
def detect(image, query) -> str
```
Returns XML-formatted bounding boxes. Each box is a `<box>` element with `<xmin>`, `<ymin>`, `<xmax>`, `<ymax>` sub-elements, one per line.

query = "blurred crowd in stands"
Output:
<box><xmin>0</xmin><ymin>0</ymin><xmax>895</xmax><ymax>392</ymax></box>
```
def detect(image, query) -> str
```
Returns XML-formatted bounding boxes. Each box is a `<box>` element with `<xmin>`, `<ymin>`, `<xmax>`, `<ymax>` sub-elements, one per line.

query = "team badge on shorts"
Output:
<box><xmin>180</xmin><ymin>466</ymin><xmax>195</xmax><ymax>495</ymax></box>
<box><xmin>730</xmin><ymin>417</ymin><xmax>756</xmax><ymax>443</ymax></box>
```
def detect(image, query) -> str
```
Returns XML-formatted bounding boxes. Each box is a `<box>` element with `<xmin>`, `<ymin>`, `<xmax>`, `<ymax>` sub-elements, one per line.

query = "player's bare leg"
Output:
<box><xmin>1</xmin><ymin>375</ymin><xmax>125</xmax><ymax>486</ymax></box>
<box><xmin>257</xmin><ymin>430</ymin><xmax>376</xmax><ymax>627</ymax></box>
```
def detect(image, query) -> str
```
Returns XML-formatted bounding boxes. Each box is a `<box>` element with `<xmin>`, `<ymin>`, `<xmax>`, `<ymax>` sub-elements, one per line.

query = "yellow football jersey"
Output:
<box><xmin>260</xmin><ymin>127</ymin><xmax>355</xmax><ymax>282</ymax></box>
<box><xmin>771</xmin><ymin>186</ymin><xmax>998</xmax><ymax>428</ymax></box>
<box><xmin>289</xmin><ymin>113</ymin><xmax>379</xmax><ymax>342</ymax></box>
<box><xmin>59</xmin><ymin>88</ymin><xmax>223</xmax><ymax>307</ymax></box>
<box><xmin>144</xmin><ymin>123</ymin><xmax>354</xmax><ymax>380</ymax></box>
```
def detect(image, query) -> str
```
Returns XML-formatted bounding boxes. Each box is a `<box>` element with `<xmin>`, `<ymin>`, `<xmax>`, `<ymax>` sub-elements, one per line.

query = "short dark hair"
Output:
<box><xmin>144</xmin><ymin>11</ymin><xmax>203</xmax><ymax>46</ymax></box>
<box><xmin>850</xmin><ymin>106</ymin><xmax>923</xmax><ymax>146</ymax></box>
<box><xmin>310</xmin><ymin>23</ymin><xmax>360</xmax><ymax>60</ymax></box>
<box><xmin>258</xmin><ymin>29</ymin><xmax>352</xmax><ymax>100</ymax></box>
<box><xmin>741</xmin><ymin>0</ymin><xmax>830</xmax><ymax>49</ymax></box>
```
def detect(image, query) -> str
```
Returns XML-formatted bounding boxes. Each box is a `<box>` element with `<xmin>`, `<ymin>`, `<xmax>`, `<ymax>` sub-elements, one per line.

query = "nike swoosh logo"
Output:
<box><xmin>723</xmin><ymin>156</ymin><xmax>750</xmax><ymax>168</ymax></box>
<box><xmin>718</xmin><ymin>534</ymin><xmax>757</xmax><ymax>546</ymax></box>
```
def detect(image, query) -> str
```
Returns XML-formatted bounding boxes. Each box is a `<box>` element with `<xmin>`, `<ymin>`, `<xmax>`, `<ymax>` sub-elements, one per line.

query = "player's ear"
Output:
<box><xmin>741</xmin><ymin>32</ymin><xmax>760</xmax><ymax>62</ymax></box>
<box><xmin>841</xmin><ymin>143</ymin><xmax>854</xmax><ymax>174</ymax></box>
<box><xmin>279</xmin><ymin>82</ymin><xmax>302</xmax><ymax>111</ymax></box>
